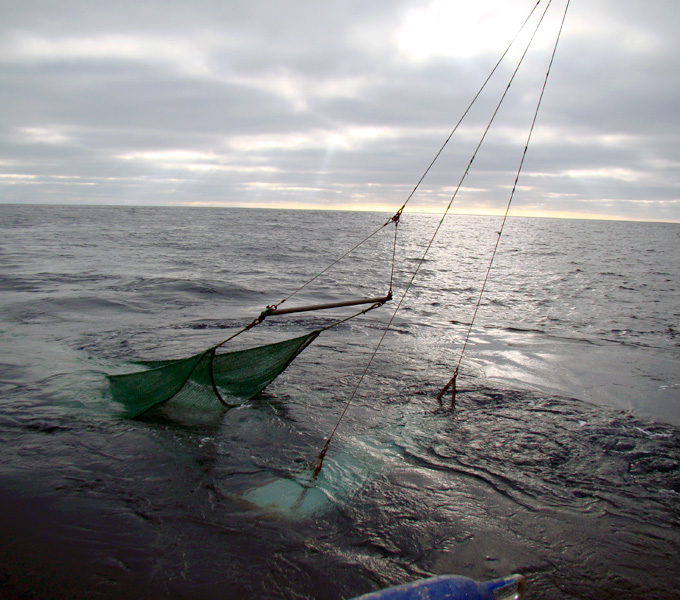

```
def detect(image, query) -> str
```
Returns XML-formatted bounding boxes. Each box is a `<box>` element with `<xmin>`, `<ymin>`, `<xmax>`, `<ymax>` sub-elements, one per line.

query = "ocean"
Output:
<box><xmin>0</xmin><ymin>204</ymin><xmax>678</xmax><ymax>599</ymax></box>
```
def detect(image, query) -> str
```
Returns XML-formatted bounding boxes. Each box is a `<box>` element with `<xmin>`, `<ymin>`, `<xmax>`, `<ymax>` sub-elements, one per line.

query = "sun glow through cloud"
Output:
<box><xmin>396</xmin><ymin>1</ymin><xmax>527</xmax><ymax>60</ymax></box>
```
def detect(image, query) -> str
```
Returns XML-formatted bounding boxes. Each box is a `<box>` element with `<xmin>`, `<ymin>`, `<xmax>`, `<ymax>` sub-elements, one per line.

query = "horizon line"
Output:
<box><xmin>1</xmin><ymin>201</ymin><xmax>678</xmax><ymax>225</ymax></box>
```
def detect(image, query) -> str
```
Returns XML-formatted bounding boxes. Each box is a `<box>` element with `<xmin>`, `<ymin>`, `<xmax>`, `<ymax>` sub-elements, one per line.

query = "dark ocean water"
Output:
<box><xmin>0</xmin><ymin>204</ymin><xmax>678</xmax><ymax>599</ymax></box>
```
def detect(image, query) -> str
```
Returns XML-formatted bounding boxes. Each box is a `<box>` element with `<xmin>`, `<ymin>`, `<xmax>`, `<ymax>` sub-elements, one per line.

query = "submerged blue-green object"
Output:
<box><xmin>348</xmin><ymin>574</ymin><xmax>526</xmax><ymax>600</ymax></box>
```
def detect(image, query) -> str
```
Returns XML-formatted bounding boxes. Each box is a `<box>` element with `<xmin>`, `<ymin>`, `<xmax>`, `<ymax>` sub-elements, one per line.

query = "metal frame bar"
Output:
<box><xmin>268</xmin><ymin>293</ymin><xmax>391</xmax><ymax>316</ymax></box>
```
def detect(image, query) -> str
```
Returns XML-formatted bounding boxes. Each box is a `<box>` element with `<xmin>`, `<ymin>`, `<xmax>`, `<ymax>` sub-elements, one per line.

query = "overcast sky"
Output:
<box><xmin>1</xmin><ymin>0</ymin><xmax>678</xmax><ymax>221</ymax></box>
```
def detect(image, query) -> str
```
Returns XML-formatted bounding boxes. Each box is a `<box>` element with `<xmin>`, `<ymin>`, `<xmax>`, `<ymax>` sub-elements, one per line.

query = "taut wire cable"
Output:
<box><xmin>309</xmin><ymin>0</ymin><xmax>559</xmax><ymax>475</ymax></box>
<box><xmin>438</xmin><ymin>0</ymin><xmax>572</xmax><ymax>405</ymax></box>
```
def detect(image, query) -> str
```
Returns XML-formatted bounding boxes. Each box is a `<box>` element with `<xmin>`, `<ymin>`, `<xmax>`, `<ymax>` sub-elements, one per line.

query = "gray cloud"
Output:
<box><xmin>1</xmin><ymin>0</ymin><xmax>678</xmax><ymax>220</ymax></box>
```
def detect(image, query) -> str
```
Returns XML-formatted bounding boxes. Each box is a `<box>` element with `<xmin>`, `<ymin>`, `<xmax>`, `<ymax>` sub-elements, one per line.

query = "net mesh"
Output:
<box><xmin>109</xmin><ymin>331</ymin><xmax>320</xmax><ymax>418</ymax></box>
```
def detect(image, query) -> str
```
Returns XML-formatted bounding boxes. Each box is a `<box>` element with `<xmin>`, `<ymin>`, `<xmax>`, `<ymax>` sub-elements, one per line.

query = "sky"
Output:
<box><xmin>1</xmin><ymin>0</ymin><xmax>678</xmax><ymax>222</ymax></box>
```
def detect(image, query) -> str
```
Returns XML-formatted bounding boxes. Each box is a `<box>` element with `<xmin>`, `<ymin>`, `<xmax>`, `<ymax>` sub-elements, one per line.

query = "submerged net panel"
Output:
<box><xmin>211</xmin><ymin>331</ymin><xmax>319</xmax><ymax>397</ymax></box>
<box><xmin>109</xmin><ymin>331</ymin><xmax>320</xmax><ymax>418</ymax></box>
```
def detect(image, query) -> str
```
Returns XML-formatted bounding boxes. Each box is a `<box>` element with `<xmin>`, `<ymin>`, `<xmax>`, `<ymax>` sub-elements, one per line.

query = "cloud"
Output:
<box><xmin>1</xmin><ymin>32</ymin><xmax>213</xmax><ymax>78</ymax></box>
<box><xmin>14</xmin><ymin>126</ymin><xmax>74</xmax><ymax>145</ymax></box>
<box><xmin>0</xmin><ymin>0</ymin><xmax>678</xmax><ymax>221</ymax></box>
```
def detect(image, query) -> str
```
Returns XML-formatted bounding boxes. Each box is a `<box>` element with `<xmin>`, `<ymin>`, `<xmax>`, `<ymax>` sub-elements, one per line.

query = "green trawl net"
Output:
<box><xmin>108</xmin><ymin>331</ymin><xmax>320</xmax><ymax>418</ymax></box>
